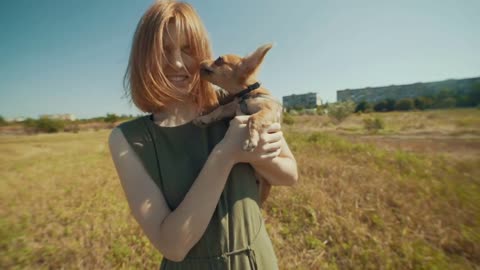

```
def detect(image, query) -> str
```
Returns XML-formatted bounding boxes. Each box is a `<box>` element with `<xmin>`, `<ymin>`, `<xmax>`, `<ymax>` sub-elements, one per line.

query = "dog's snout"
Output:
<box><xmin>199</xmin><ymin>63</ymin><xmax>214</xmax><ymax>76</ymax></box>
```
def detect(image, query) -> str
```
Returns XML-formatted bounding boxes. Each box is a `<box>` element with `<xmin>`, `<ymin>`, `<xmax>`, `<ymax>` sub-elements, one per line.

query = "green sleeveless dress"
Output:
<box><xmin>118</xmin><ymin>115</ymin><xmax>278</xmax><ymax>270</ymax></box>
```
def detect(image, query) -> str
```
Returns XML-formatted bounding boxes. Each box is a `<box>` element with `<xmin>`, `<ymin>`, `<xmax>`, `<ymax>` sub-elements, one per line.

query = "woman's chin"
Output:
<box><xmin>175</xmin><ymin>77</ymin><xmax>197</xmax><ymax>91</ymax></box>
<box><xmin>172</xmin><ymin>81</ymin><xmax>193</xmax><ymax>94</ymax></box>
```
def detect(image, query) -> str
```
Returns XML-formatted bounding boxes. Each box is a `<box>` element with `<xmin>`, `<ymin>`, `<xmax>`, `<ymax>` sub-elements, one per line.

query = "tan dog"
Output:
<box><xmin>193</xmin><ymin>44</ymin><xmax>282</xmax><ymax>206</ymax></box>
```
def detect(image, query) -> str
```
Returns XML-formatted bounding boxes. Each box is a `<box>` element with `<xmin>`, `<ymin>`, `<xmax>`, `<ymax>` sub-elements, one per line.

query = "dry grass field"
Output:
<box><xmin>1</xmin><ymin>109</ymin><xmax>479</xmax><ymax>269</ymax></box>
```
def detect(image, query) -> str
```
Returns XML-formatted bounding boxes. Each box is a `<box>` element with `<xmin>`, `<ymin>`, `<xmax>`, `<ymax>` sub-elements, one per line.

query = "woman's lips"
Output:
<box><xmin>167</xmin><ymin>75</ymin><xmax>189</xmax><ymax>82</ymax></box>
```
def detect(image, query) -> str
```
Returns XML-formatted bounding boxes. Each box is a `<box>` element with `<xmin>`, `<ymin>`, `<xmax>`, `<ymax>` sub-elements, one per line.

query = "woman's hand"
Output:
<box><xmin>215</xmin><ymin>115</ymin><xmax>283</xmax><ymax>164</ymax></box>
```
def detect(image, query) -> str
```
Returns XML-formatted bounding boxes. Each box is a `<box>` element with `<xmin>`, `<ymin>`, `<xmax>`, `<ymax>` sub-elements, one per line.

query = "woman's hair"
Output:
<box><xmin>124</xmin><ymin>0</ymin><xmax>218</xmax><ymax>113</ymax></box>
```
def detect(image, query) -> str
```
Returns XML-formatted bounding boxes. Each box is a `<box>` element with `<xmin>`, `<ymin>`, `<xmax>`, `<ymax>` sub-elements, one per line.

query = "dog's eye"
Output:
<box><xmin>214</xmin><ymin>56</ymin><xmax>224</xmax><ymax>66</ymax></box>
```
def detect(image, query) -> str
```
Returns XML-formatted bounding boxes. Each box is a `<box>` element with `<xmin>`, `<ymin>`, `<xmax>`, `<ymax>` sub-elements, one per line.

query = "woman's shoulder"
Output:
<box><xmin>108</xmin><ymin>117</ymin><xmax>156</xmax><ymax>178</ymax></box>
<box><xmin>109</xmin><ymin>115</ymin><xmax>151</xmax><ymax>153</ymax></box>
<box><xmin>108</xmin><ymin>127</ymin><xmax>126</xmax><ymax>154</ymax></box>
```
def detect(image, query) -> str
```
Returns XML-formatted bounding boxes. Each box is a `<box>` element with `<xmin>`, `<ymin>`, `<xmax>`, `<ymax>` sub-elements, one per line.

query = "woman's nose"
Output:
<box><xmin>171</xmin><ymin>49</ymin><xmax>184</xmax><ymax>69</ymax></box>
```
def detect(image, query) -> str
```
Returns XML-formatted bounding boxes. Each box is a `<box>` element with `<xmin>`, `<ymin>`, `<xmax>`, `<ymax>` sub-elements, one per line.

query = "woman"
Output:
<box><xmin>109</xmin><ymin>1</ymin><xmax>298</xmax><ymax>269</ymax></box>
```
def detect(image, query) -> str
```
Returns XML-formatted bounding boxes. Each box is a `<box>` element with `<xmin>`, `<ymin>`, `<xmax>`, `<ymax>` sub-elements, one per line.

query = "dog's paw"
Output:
<box><xmin>243</xmin><ymin>139</ymin><xmax>257</xmax><ymax>152</ymax></box>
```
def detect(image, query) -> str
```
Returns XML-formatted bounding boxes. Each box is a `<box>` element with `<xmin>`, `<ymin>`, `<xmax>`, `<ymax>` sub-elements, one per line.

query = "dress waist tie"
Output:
<box><xmin>222</xmin><ymin>245</ymin><xmax>258</xmax><ymax>270</ymax></box>
<box><xmin>181</xmin><ymin>220</ymin><xmax>264</xmax><ymax>269</ymax></box>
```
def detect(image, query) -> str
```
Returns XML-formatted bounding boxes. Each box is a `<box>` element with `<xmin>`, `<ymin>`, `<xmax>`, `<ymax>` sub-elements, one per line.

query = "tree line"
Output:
<box><xmin>0</xmin><ymin>113</ymin><xmax>137</xmax><ymax>134</ymax></box>
<box><xmin>353</xmin><ymin>84</ymin><xmax>480</xmax><ymax>113</ymax></box>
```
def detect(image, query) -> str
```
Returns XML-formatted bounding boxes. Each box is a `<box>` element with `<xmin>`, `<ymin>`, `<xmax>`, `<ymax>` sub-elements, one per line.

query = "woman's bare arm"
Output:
<box><xmin>251</xmin><ymin>135</ymin><xmax>298</xmax><ymax>186</ymax></box>
<box><xmin>109</xmin><ymin>127</ymin><xmax>234</xmax><ymax>262</ymax></box>
<box><xmin>229</xmin><ymin>119</ymin><xmax>298</xmax><ymax>186</ymax></box>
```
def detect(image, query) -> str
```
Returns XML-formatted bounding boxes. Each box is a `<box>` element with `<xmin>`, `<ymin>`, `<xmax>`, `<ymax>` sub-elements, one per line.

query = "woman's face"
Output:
<box><xmin>162</xmin><ymin>22</ymin><xmax>197</xmax><ymax>94</ymax></box>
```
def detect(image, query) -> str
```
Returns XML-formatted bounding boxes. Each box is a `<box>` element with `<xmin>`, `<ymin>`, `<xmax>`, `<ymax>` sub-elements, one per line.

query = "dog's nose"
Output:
<box><xmin>200</xmin><ymin>66</ymin><xmax>213</xmax><ymax>76</ymax></box>
<box><xmin>199</xmin><ymin>62</ymin><xmax>214</xmax><ymax>75</ymax></box>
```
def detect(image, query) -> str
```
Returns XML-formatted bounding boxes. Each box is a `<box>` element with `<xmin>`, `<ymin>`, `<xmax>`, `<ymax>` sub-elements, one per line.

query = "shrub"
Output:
<box><xmin>0</xmin><ymin>115</ymin><xmax>6</xmax><ymax>126</ymax></box>
<box><xmin>385</xmin><ymin>99</ymin><xmax>396</xmax><ymax>111</ymax></box>
<box><xmin>435</xmin><ymin>88</ymin><xmax>455</xmax><ymax>100</ymax></box>
<box><xmin>363</xmin><ymin>117</ymin><xmax>385</xmax><ymax>132</ymax></box>
<box><xmin>104</xmin><ymin>113</ymin><xmax>119</xmax><ymax>124</ymax></box>
<box><xmin>316</xmin><ymin>103</ymin><xmax>328</xmax><ymax>115</ymax></box>
<box><xmin>374</xmin><ymin>101</ymin><xmax>387</xmax><ymax>112</ymax></box>
<box><xmin>374</xmin><ymin>99</ymin><xmax>396</xmax><ymax>112</ymax></box>
<box><xmin>37</xmin><ymin>118</ymin><xmax>65</xmax><ymax>133</ymax></box>
<box><xmin>65</xmin><ymin>123</ymin><xmax>80</xmax><ymax>133</ymax></box>
<box><xmin>433</xmin><ymin>97</ymin><xmax>456</xmax><ymax>109</ymax></box>
<box><xmin>316</xmin><ymin>107</ymin><xmax>327</xmax><ymax>115</ymax></box>
<box><xmin>282</xmin><ymin>113</ymin><xmax>294</xmax><ymax>125</ymax></box>
<box><xmin>305</xmin><ymin>109</ymin><xmax>316</xmax><ymax>115</ymax></box>
<box><xmin>23</xmin><ymin>118</ymin><xmax>65</xmax><ymax>133</ymax></box>
<box><xmin>414</xmin><ymin>96</ymin><xmax>433</xmax><ymax>110</ymax></box>
<box><xmin>327</xmin><ymin>101</ymin><xmax>355</xmax><ymax>124</ymax></box>
<box><xmin>468</xmin><ymin>83</ymin><xmax>480</xmax><ymax>106</ymax></box>
<box><xmin>289</xmin><ymin>110</ymin><xmax>299</xmax><ymax>116</ymax></box>
<box><xmin>395</xmin><ymin>98</ymin><xmax>415</xmax><ymax>111</ymax></box>
<box><xmin>293</xmin><ymin>105</ymin><xmax>305</xmax><ymax>111</ymax></box>
<box><xmin>355</xmin><ymin>101</ymin><xmax>372</xmax><ymax>113</ymax></box>
<box><xmin>456</xmin><ymin>95</ymin><xmax>472</xmax><ymax>107</ymax></box>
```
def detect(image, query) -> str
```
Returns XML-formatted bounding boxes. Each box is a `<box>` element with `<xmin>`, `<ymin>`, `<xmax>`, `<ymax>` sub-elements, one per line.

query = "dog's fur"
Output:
<box><xmin>193</xmin><ymin>44</ymin><xmax>282</xmax><ymax>206</ymax></box>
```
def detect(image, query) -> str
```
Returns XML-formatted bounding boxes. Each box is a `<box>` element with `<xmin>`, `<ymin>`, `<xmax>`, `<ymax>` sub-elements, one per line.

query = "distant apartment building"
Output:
<box><xmin>39</xmin><ymin>114</ymin><xmax>76</xmax><ymax>121</ymax></box>
<box><xmin>337</xmin><ymin>77</ymin><xmax>480</xmax><ymax>103</ymax></box>
<box><xmin>282</xmin><ymin>92</ymin><xmax>322</xmax><ymax>110</ymax></box>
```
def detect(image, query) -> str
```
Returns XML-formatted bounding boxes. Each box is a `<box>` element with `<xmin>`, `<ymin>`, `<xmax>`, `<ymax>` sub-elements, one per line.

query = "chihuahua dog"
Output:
<box><xmin>193</xmin><ymin>44</ymin><xmax>282</xmax><ymax>206</ymax></box>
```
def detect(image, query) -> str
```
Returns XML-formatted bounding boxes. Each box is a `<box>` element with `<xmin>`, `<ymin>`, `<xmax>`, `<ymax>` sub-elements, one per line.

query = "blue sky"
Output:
<box><xmin>1</xmin><ymin>0</ymin><xmax>479</xmax><ymax>119</ymax></box>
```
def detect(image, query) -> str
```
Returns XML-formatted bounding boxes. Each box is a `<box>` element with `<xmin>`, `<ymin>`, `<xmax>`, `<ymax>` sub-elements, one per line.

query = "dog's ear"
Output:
<box><xmin>240</xmin><ymin>43</ymin><xmax>273</xmax><ymax>77</ymax></box>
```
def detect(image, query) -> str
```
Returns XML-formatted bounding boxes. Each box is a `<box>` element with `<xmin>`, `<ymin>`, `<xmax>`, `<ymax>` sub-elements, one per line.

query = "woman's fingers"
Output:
<box><xmin>259</xmin><ymin>148</ymin><xmax>281</xmax><ymax>159</ymax></box>
<box><xmin>260</xmin><ymin>131</ymin><xmax>283</xmax><ymax>144</ymax></box>
<box><xmin>266</xmin><ymin>123</ymin><xmax>281</xmax><ymax>133</ymax></box>
<box><xmin>227</xmin><ymin>119</ymin><xmax>283</xmax><ymax>162</ymax></box>
<box><xmin>261</xmin><ymin>140</ymin><xmax>282</xmax><ymax>152</ymax></box>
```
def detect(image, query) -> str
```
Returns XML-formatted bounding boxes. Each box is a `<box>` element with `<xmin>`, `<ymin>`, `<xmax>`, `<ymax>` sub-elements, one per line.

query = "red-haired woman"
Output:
<box><xmin>109</xmin><ymin>1</ymin><xmax>298</xmax><ymax>269</ymax></box>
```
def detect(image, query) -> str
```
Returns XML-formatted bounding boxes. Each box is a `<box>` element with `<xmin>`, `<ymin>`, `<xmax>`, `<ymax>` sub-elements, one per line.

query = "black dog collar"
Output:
<box><xmin>219</xmin><ymin>82</ymin><xmax>261</xmax><ymax>105</ymax></box>
<box><xmin>234</xmin><ymin>82</ymin><xmax>261</xmax><ymax>99</ymax></box>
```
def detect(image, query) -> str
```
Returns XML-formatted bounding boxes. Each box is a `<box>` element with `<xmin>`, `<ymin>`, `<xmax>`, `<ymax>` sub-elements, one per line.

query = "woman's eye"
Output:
<box><xmin>181</xmin><ymin>46</ymin><xmax>191</xmax><ymax>53</ymax></box>
<box><xmin>214</xmin><ymin>57</ymin><xmax>224</xmax><ymax>66</ymax></box>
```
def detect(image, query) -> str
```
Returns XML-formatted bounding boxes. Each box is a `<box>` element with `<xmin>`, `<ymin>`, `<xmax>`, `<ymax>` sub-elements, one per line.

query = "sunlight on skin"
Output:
<box><xmin>182</xmin><ymin>216</ymin><xmax>195</xmax><ymax>244</ymax></box>
<box><xmin>119</xmin><ymin>150</ymin><xmax>129</xmax><ymax>158</ymax></box>
<box><xmin>140</xmin><ymin>199</ymin><xmax>152</xmax><ymax>217</ymax></box>
<box><xmin>119</xmin><ymin>142</ymin><xmax>144</xmax><ymax>158</ymax></box>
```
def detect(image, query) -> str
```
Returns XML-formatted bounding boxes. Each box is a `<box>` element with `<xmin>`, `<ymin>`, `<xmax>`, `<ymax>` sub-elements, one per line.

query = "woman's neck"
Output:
<box><xmin>152</xmin><ymin>100</ymin><xmax>199</xmax><ymax>127</ymax></box>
